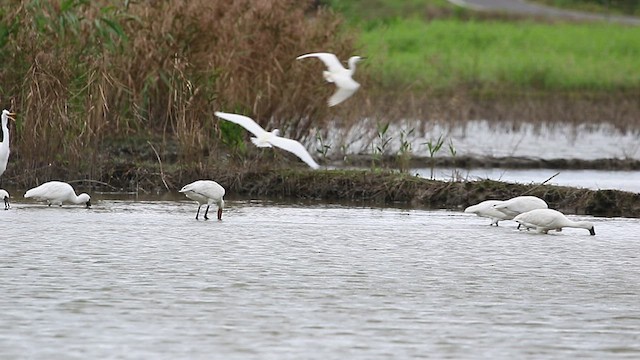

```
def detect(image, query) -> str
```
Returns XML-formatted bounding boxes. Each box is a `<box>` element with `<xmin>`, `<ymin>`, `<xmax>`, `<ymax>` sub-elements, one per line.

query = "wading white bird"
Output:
<box><xmin>0</xmin><ymin>189</ymin><xmax>10</xmax><ymax>210</ymax></box>
<box><xmin>492</xmin><ymin>195</ymin><xmax>548</xmax><ymax>219</ymax></box>
<box><xmin>296</xmin><ymin>52</ymin><xmax>364</xmax><ymax>107</ymax></box>
<box><xmin>464</xmin><ymin>200</ymin><xmax>511</xmax><ymax>226</ymax></box>
<box><xmin>214</xmin><ymin>111</ymin><xmax>319</xmax><ymax>169</ymax></box>
<box><xmin>0</xmin><ymin>109</ymin><xmax>16</xmax><ymax>179</ymax></box>
<box><xmin>179</xmin><ymin>180</ymin><xmax>225</xmax><ymax>220</ymax></box>
<box><xmin>24</xmin><ymin>181</ymin><xmax>91</xmax><ymax>207</ymax></box>
<box><xmin>514</xmin><ymin>208</ymin><xmax>596</xmax><ymax>236</ymax></box>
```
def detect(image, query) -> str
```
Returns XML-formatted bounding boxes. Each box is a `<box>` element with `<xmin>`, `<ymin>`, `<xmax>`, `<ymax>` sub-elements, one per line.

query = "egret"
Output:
<box><xmin>214</xmin><ymin>111</ymin><xmax>319</xmax><ymax>169</ymax></box>
<box><xmin>464</xmin><ymin>200</ymin><xmax>511</xmax><ymax>226</ymax></box>
<box><xmin>492</xmin><ymin>195</ymin><xmax>548</xmax><ymax>219</ymax></box>
<box><xmin>296</xmin><ymin>52</ymin><xmax>364</xmax><ymax>107</ymax></box>
<box><xmin>24</xmin><ymin>181</ymin><xmax>91</xmax><ymax>207</ymax></box>
<box><xmin>0</xmin><ymin>110</ymin><xmax>16</xmax><ymax>179</ymax></box>
<box><xmin>179</xmin><ymin>180</ymin><xmax>225</xmax><ymax>220</ymax></box>
<box><xmin>0</xmin><ymin>189</ymin><xmax>9</xmax><ymax>210</ymax></box>
<box><xmin>514</xmin><ymin>208</ymin><xmax>596</xmax><ymax>236</ymax></box>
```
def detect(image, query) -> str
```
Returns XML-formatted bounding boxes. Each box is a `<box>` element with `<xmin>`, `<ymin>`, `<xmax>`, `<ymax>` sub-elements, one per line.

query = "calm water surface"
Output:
<box><xmin>1</xmin><ymin>196</ymin><xmax>639</xmax><ymax>359</ymax></box>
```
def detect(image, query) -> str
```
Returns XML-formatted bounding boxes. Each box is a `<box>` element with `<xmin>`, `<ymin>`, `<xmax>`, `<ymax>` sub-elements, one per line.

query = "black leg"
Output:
<box><xmin>195</xmin><ymin>204</ymin><xmax>202</xmax><ymax>220</ymax></box>
<box><xmin>204</xmin><ymin>205</ymin><xmax>210</xmax><ymax>220</ymax></box>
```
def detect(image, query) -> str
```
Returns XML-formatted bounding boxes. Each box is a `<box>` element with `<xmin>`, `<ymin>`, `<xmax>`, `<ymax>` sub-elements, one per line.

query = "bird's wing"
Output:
<box><xmin>269</xmin><ymin>136</ymin><xmax>320</xmax><ymax>169</ymax></box>
<box><xmin>296</xmin><ymin>52</ymin><xmax>345</xmax><ymax>73</ymax></box>
<box><xmin>328</xmin><ymin>86</ymin><xmax>358</xmax><ymax>107</ymax></box>
<box><xmin>215</xmin><ymin>112</ymin><xmax>267</xmax><ymax>138</ymax></box>
<box><xmin>328</xmin><ymin>74</ymin><xmax>360</xmax><ymax>106</ymax></box>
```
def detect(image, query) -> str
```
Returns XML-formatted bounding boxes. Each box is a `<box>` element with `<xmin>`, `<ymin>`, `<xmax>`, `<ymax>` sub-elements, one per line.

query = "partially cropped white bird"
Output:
<box><xmin>179</xmin><ymin>180</ymin><xmax>225</xmax><ymax>220</ymax></box>
<box><xmin>296</xmin><ymin>52</ymin><xmax>364</xmax><ymax>107</ymax></box>
<box><xmin>24</xmin><ymin>181</ymin><xmax>91</xmax><ymax>207</ymax></box>
<box><xmin>492</xmin><ymin>195</ymin><xmax>548</xmax><ymax>219</ymax></box>
<box><xmin>0</xmin><ymin>109</ymin><xmax>16</xmax><ymax>179</ymax></box>
<box><xmin>464</xmin><ymin>200</ymin><xmax>511</xmax><ymax>226</ymax></box>
<box><xmin>0</xmin><ymin>189</ymin><xmax>10</xmax><ymax>210</ymax></box>
<box><xmin>214</xmin><ymin>111</ymin><xmax>319</xmax><ymax>169</ymax></box>
<box><xmin>514</xmin><ymin>208</ymin><xmax>596</xmax><ymax>236</ymax></box>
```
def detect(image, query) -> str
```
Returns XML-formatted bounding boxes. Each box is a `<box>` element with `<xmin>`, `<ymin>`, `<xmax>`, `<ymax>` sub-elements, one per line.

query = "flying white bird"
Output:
<box><xmin>464</xmin><ymin>199</ymin><xmax>511</xmax><ymax>226</ymax></box>
<box><xmin>24</xmin><ymin>181</ymin><xmax>91</xmax><ymax>207</ymax></box>
<box><xmin>0</xmin><ymin>189</ymin><xmax>10</xmax><ymax>210</ymax></box>
<box><xmin>0</xmin><ymin>109</ymin><xmax>16</xmax><ymax>179</ymax></box>
<box><xmin>179</xmin><ymin>180</ymin><xmax>225</xmax><ymax>220</ymax></box>
<box><xmin>296</xmin><ymin>52</ymin><xmax>364</xmax><ymax>107</ymax></box>
<box><xmin>514</xmin><ymin>208</ymin><xmax>596</xmax><ymax>236</ymax></box>
<box><xmin>492</xmin><ymin>196</ymin><xmax>548</xmax><ymax>219</ymax></box>
<box><xmin>214</xmin><ymin>111</ymin><xmax>319</xmax><ymax>169</ymax></box>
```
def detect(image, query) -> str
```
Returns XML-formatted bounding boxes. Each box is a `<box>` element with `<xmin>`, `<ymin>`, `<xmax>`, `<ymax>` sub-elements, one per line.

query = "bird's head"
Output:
<box><xmin>271</xmin><ymin>129</ymin><xmax>281</xmax><ymax>137</ymax></box>
<box><xmin>1</xmin><ymin>110</ymin><xmax>16</xmax><ymax>122</ymax></box>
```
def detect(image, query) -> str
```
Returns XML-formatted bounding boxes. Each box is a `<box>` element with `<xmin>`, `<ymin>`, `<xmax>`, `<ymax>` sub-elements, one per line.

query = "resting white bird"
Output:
<box><xmin>214</xmin><ymin>111</ymin><xmax>319</xmax><ymax>169</ymax></box>
<box><xmin>464</xmin><ymin>200</ymin><xmax>511</xmax><ymax>226</ymax></box>
<box><xmin>0</xmin><ymin>189</ymin><xmax>10</xmax><ymax>210</ymax></box>
<box><xmin>492</xmin><ymin>195</ymin><xmax>548</xmax><ymax>219</ymax></box>
<box><xmin>179</xmin><ymin>180</ymin><xmax>225</xmax><ymax>220</ymax></box>
<box><xmin>514</xmin><ymin>208</ymin><xmax>596</xmax><ymax>236</ymax></box>
<box><xmin>296</xmin><ymin>52</ymin><xmax>364</xmax><ymax>107</ymax></box>
<box><xmin>0</xmin><ymin>109</ymin><xmax>16</xmax><ymax>179</ymax></box>
<box><xmin>24</xmin><ymin>181</ymin><xmax>91</xmax><ymax>207</ymax></box>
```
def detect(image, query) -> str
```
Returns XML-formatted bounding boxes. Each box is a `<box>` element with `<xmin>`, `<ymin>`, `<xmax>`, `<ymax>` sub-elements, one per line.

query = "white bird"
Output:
<box><xmin>214</xmin><ymin>111</ymin><xmax>319</xmax><ymax>169</ymax></box>
<box><xmin>296</xmin><ymin>52</ymin><xmax>364</xmax><ymax>107</ymax></box>
<box><xmin>492</xmin><ymin>195</ymin><xmax>548</xmax><ymax>219</ymax></box>
<box><xmin>514</xmin><ymin>208</ymin><xmax>596</xmax><ymax>236</ymax></box>
<box><xmin>0</xmin><ymin>109</ymin><xmax>16</xmax><ymax>179</ymax></box>
<box><xmin>464</xmin><ymin>200</ymin><xmax>511</xmax><ymax>226</ymax></box>
<box><xmin>24</xmin><ymin>181</ymin><xmax>91</xmax><ymax>207</ymax></box>
<box><xmin>179</xmin><ymin>180</ymin><xmax>225</xmax><ymax>220</ymax></box>
<box><xmin>0</xmin><ymin>189</ymin><xmax>10</xmax><ymax>210</ymax></box>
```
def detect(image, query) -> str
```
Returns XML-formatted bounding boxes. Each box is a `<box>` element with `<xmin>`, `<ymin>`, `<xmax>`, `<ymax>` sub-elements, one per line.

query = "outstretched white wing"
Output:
<box><xmin>328</xmin><ymin>82</ymin><xmax>359</xmax><ymax>107</ymax></box>
<box><xmin>296</xmin><ymin>52</ymin><xmax>346</xmax><ymax>73</ymax></box>
<box><xmin>214</xmin><ymin>111</ymin><xmax>268</xmax><ymax>138</ymax></box>
<box><xmin>269</xmin><ymin>136</ymin><xmax>320</xmax><ymax>169</ymax></box>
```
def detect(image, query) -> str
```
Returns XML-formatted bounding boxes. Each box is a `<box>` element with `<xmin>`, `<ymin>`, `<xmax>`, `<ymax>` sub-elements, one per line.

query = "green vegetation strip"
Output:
<box><xmin>359</xmin><ymin>18</ymin><xmax>640</xmax><ymax>92</ymax></box>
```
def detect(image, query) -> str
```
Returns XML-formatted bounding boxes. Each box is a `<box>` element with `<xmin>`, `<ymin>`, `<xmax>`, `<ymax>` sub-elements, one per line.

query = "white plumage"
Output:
<box><xmin>0</xmin><ymin>109</ymin><xmax>16</xmax><ymax>178</ymax></box>
<box><xmin>492</xmin><ymin>195</ymin><xmax>548</xmax><ymax>219</ymax></box>
<box><xmin>24</xmin><ymin>181</ymin><xmax>91</xmax><ymax>207</ymax></box>
<box><xmin>296</xmin><ymin>52</ymin><xmax>363</xmax><ymax>107</ymax></box>
<box><xmin>464</xmin><ymin>200</ymin><xmax>511</xmax><ymax>226</ymax></box>
<box><xmin>0</xmin><ymin>189</ymin><xmax>10</xmax><ymax>210</ymax></box>
<box><xmin>514</xmin><ymin>208</ymin><xmax>596</xmax><ymax>236</ymax></box>
<box><xmin>179</xmin><ymin>180</ymin><xmax>226</xmax><ymax>220</ymax></box>
<box><xmin>214</xmin><ymin>111</ymin><xmax>319</xmax><ymax>169</ymax></box>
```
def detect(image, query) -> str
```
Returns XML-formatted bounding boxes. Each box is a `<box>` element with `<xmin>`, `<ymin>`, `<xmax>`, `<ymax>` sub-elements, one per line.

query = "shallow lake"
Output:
<box><xmin>1</xmin><ymin>196</ymin><xmax>639</xmax><ymax>359</ymax></box>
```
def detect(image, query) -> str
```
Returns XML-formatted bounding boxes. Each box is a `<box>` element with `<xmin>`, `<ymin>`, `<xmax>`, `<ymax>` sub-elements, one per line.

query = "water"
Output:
<box><xmin>1</xmin><ymin>196</ymin><xmax>639</xmax><ymax>359</ymax></box>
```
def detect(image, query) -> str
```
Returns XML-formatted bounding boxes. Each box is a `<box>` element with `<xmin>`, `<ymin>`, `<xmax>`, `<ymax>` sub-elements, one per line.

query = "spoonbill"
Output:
<box><xmin>24</xmin><ymin>181</ymin><xmax>91</xmax><ymax>207</ymax></box>
<box><xmin>0</xmin><ymin>109</ymin><xmax>16</xmax><ymax>179</ymax></box>
<box><xmin>464</xmin><ymin>200</ymin><xmax>511</xmax><ymax>226</ymax></box>
<box><xmin>0</xmin><ymin>189</ymin><xmax>9</xmax><ymax>210</ymax></box>
<box><xmin>514</xmin><ymin>208</ymin><xmax>596</xmax><ymax>236</ymax></box>
<box><xmin>214</xmin><ymin>111</ymin><xmax>319</xmax><ymax>169</ymax></box>
<box><xmin>492</xmin><ymin>195</ymin><xmax>548</xmax><ymax>219</ymax></box>
<box><xmin>179</xmin><ymin>180</ymin><xmax>225</xmax><ymax>220</ymax></box>
<box><xmin>296</xmin><ymin>52</ymin><xmax>364</xmax><ymax>107</ymax></box>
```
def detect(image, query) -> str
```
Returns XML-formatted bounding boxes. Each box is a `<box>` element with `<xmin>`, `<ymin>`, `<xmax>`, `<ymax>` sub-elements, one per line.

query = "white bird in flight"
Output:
<box><xmin>24</xmin><ymin>181</ymin><xmax>92</xmax><ymax>208</ymax></box>
<box><xmin>0</xmin><ymin>189</ymin><xmax>10</xmax><ymax>210</ymax></box>
<box><xmin>514</xmin><ymin>208</ymin><xmax>596</xmax><ymax>236</ymax></box>
<box><xmin>0</xmin><ymin>109</ymin><xmax>16</xmax><ymax>179</ymax></box>
<box><xmin>296</xmin><ymin>52</ymin><xmax>364</xmax><ymax>107</ymax></box>
<box><xmin>214</xmin><ymin>111</ymin><xmax>319</xmax><ymax>169</ymax></box>
<box><xmin>179</xmin><ymin>180</ymin><xmax>225</xmax><ymax>220</ymax></box>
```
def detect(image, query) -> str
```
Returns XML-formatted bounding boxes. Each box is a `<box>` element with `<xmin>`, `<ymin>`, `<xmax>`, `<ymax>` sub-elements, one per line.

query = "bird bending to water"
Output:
<box><xmin>0</xmin><ymin>109</ymin><xmax>16</xmax><ymax>179</ymax></box>
<box><xmin>514</xmin><ymin>208</ymin><xmax>596</xmax><ymax>236</ymax></box>
<box><xmin>296</xmin><ymin>52</ymin><xmax>364</xmax><ymax>107</ymax></box>
<box><xmin>464</xmin><ymin>200</ymin><xmax>511</xmax><ymax>226</ymax></box>
<box><xmin>492</xmin><ymin>195</ymin><xmax>548</xmax><ymax>219</ymax></box>
<box><xmin>24</xmin><ymin>181</ymin><xmax>91</xmax><ymax>207</ymax></box>
<box><xmin>0</xmin><ymin>189</ymin><xmax>10</xmax><ymax>210</ymax></box>
<box><xmin>179</xmin><ymin>180</ymin><xmax>225</xmax><ymax>220</ymax></box>
<box><xmin>214</xmin><ymin>111</ymin><xmax>319</xmax><ymax>169</ymax></box>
